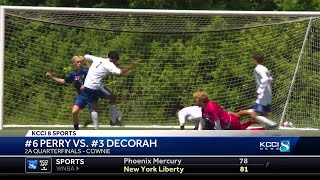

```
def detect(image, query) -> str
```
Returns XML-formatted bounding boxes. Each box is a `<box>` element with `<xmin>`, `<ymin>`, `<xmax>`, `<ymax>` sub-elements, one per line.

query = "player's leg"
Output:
<box><xmin>98</xmin><ymin>87</ymin><xmax>115</xmax><ymax>125</ymax></box>
<box><xmin>230</xmin><ymin>110</ymin><xmax>252</xmax><ymax>119</ymax></box>
<box><xmin>250</xmin><ymin>104</ymin><xmax>277</xmax><ymax>129</ymax></box>
<box><xmin>232</xmin><ymin>107</ymin><xmax>275</xmax><ymax>128</ymax></box>
<box><xmin>247</xmin><ymin>126</ymin><xmax>266</xmax><ymax>130</ymax></box>
<box><xmin>109</xmin><ymin>94</ymin><xmax>123</xmax><ymax>126</ymax></box>
<box><xmin>116</xmin><ymin>108</ymin><xmax>124</xmax><ymax>125</ymax></box>
<box><xmin>231</xmin><ymin>110</ymin><xmax>259</xmax><ymax>130</ymax></box>
<box><xmin>72</xmin><ymin>95</ymin><xmax>88</xmax><ymax>130</ymax></box>
<box><xmin>108</xmin><ymin>93</ymin><xmax>119</xmax><ymax>126</ymax></box>
<box><xmin>231</xmin><ymin>110</ymin><xmax>268</xmax><ymax>130</ymax></box>
<box><xmin>240</xmin><ymin>119</ymin><xmax>255</xmax><ymax>130</ymax></box>
<box><xmin>99</xmin><ymin>87</ymin><xmax>122</xmax><ymax>126</ymax></box>
<box><xmin>84</xmin><ymin>87</ymin><xmax>100</xmax><ymax>130</ymax></box>
<box><xmin>229</xmin><ymin>110</ymin><xmax>259</xmax><ymax>130</ymax></box>
<box><xmin>91</xmin><ymin>102</ymin><xmax>99</xmax><ymax>130</ymax></box>
<box><xmin>83</xmin><ymin>101</ymin><xmax>93</xmax><ymax>128</ymax></box>
<box><xmin>226</xmin><ymin>114</ymin><xmax>241</xmax><ymax>130</ymax></box>
<box><xmin>71</xmin><ymin>105</ymin><xmax>81</xmax><ymax>130</ymax></box>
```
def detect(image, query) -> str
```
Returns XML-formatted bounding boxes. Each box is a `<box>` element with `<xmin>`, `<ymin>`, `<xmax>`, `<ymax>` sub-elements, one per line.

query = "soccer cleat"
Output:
<box><xmin>110</xmin><ymin>121</ymin><xmax>116</xmax><ymax>126</ymax></box>
<box><xmin>109</xmin><ymin>110</ymin><xmax>124</xmax><ymax>127</ymax></box>
<box><xmin>266</xmin><ymin>123</ymin><xmax>279</xmax><ymax>130</ymax></box>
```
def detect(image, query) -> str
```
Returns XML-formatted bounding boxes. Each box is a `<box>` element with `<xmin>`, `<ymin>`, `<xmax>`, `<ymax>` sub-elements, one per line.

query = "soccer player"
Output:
<box><xmin>46</xmin><ymin>56</ymin><xmax>90</xmax><ymax>130</ymax></box>
<box><xmin>83</xmin><ymin>51</ymin><xmax>138</xmax><ymax>129</ymax></box>
<box><xmin>175</xmin><ymin>105</ymin><xmax>203</xmax><ymax>130</ymax></box>
<box><xmin>241</xmin><ymin>52</ymin><xmax>277</xmax><ymax>129</ymax></box>
<box><xmin>193</xmin><ymin>91</ymin><xmax>267</xmax><ymax>130</ymax></box>
<box><xmin>175</xmin><ymin>103</ymin><xmax>263</xmax><ymax>130</ymax></box>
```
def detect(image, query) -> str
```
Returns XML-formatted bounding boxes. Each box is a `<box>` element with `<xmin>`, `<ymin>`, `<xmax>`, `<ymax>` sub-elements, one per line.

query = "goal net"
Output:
<box><xmin>1</xmin><ymin>7</ymin><xmax>319</xmax><ymax>129</ymax></box>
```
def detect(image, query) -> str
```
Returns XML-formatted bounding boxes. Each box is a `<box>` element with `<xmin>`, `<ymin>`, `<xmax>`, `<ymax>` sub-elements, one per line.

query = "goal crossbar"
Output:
<box><xmin>2</xmin><ymin>6</ymin><xmax>320</xmax><ymax>16</ymax></box>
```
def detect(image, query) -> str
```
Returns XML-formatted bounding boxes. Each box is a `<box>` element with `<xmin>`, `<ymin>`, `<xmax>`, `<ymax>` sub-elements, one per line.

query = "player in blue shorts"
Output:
<box><xmin>46</xmin><ymin>56</ymin><xmax>91</xmax><ymax>130</ymax></box>
<box><xmin>240</xmin><ymin>52</ymin><xmax>277</xmax><ymax>129</ymax></box>
<box><xmin>83</xmin><ymin>51</ymin><xmax>138</xmax><ymax>129</ymax></box>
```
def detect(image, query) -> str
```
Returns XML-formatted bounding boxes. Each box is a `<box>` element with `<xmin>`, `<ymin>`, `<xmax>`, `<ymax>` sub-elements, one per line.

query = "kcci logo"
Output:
<box><xmin>259</xmin><ymin>140</ymin><xmax>290</xmax><ymax>152</ymax></box>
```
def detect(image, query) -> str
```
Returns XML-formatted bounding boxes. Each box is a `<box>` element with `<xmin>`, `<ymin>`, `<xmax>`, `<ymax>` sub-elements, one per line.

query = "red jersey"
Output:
<box><xmin>202</xmin><ymin>101</ymin><xmax>233</xmax><ymax>129</ymax></box>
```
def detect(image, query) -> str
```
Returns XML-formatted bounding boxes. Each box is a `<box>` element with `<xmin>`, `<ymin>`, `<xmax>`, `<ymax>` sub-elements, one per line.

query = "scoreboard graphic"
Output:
<box><xmin>0</xmin><ymin>130</ymin><xmax>319</xmax><ymax>175</ymax></box>
<box><xmin>0</xmin><ymin>156</ymin><xmax>319</xmax><ymax>174</ymax></box>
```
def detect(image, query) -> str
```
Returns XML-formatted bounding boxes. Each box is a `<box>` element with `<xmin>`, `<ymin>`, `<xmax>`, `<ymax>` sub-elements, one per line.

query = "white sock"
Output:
<box><xmin>255</xmin><ymin>116</ymin><xmax>277</xmax><ymax>126</ymax></box>
<box><xmin>109</xmin><ymin>104</ymin><xmax>117</xmax><ymax>123</ymax></box>
<box><xmin>91</xmin><ymin>111</ymin><xmax>99</xmax><ymax>129</ymax></box>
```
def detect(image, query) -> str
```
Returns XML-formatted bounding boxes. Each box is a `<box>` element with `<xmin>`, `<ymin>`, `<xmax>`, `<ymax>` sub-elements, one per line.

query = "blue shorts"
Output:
<box><xmin>98</xmin><ymin>87</ymin><xmax>112</xmax><ymax>99</ymax></box>
<box><xmin>84</xmin><ymin>87</ymin><xmax>112</xmax><ymax>103</ymax></box>
<box><xmin>252</xmin><ymin>103</ymin><xmax>271</xmax><ymax>115</ymax></box>
<box><xmin>74</xmin><ymin>94</ymin><xmax>92</xmax><ymax>112</ymax></box>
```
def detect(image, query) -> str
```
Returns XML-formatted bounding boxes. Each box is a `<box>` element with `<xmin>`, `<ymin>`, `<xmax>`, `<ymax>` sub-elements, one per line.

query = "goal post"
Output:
<box><xmin>279</xmin><ymin>18</ymin><xmax>313</xmax><ymax>127</ymax></box>
<box><xmin>1</xmin><ymin>6</ymin><xmax>320</xmax><ymax>129</ymax></box>
<box><xmin>0</xmin><ymin>6</ymin><xmax>5</xmax><ymax>130</ymax></box>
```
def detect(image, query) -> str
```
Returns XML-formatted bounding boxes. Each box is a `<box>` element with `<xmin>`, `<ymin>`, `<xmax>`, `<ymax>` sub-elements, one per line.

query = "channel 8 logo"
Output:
<box><xmin>259</xmin><ymin>140</ymin><xmax>291</xmax><ymax>152</ymax></box>
<box><xmin>280</xmin><ymin>140</ymin><xmax>290</xmax><ymax>152</ymax></box>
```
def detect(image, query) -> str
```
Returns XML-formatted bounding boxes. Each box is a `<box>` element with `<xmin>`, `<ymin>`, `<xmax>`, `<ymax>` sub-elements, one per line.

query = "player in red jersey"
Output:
<box><xmin>193</xmin><ymin>91</ymin><xmax>265</xmax><ymax>130</ymax></box>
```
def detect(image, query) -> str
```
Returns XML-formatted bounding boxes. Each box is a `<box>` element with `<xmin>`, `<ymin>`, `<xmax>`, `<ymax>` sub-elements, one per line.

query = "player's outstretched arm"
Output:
<box><xmin>46</xmin><ymin>72</ymin><xmax>65</xmax><ymax>84</ymax></box>
<box><xmin>119</xmin><ymin>59</ymin><xmax>139</xmax><ymax>75</ymax></box>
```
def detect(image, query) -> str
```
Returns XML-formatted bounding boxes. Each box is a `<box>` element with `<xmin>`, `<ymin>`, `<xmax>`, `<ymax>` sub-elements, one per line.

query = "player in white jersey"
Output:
<box><xmin>83</xmin><ymin>51</ymin><xmax>138</xmax><ymax>129</ymax></box>
<box><xmin>241</xmin><ymin>52</ymin><xmax>277</xmax><ymax>129</ymax></box>
<box><xmin>175</xmin><ymin>105</ymin><xmax>204</xmax><ymax>130</ymax></box>
<box><xmin>253</xmin><ymin>52</ymin><xmax>273</xmax><ymax>114</ymax></box>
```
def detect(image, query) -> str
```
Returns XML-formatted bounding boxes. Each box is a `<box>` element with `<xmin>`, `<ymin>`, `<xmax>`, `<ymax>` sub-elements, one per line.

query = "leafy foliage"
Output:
<box><xmin>2</xmin><ymin>1</ymin><xmax>320</xmax><ymax>127</ymax></box>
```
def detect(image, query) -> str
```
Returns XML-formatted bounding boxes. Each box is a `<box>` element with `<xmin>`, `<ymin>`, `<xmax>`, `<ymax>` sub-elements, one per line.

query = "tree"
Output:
<box><xmin>275</xmin><ymin>0</ymin><xmax>320</xmax><ymax>11</ymax></box>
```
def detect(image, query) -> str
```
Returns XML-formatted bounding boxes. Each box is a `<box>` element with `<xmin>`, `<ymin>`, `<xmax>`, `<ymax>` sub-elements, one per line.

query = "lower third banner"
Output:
<box><xmin>0</xmin><ymin>136</ymin><xmax>320</xmax><ymax>155</ymax></box>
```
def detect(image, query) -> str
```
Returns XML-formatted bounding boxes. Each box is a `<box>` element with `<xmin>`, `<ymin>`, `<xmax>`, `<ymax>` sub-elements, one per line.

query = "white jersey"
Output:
<box><xmin>254</xmin><ymin>64</ymin><xmax>273</xmax><ymax>106</ymax></box>
<box><xmin>84</xmin><ymin>55</ymin><xmax>121</xmax><ymax>90</ymax></box>
<box><xmin>178</xmin><ymin>106</ymin><xmax>203</xmax><ymax>127</ymax></box>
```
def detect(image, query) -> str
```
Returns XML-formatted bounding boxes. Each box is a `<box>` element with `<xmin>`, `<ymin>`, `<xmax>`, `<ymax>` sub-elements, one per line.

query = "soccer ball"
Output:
<box><xmin>283</xmin><ymin>121</ymin><xmax>294</xmax><ymax>128</ymax></box>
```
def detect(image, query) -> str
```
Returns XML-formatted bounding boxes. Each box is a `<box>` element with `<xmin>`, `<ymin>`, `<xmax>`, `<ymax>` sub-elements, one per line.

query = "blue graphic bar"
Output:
<box><xmin>0</xmin><ymin>136</ymin><xmax>319</xmax><ymax>155</ymax></box>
